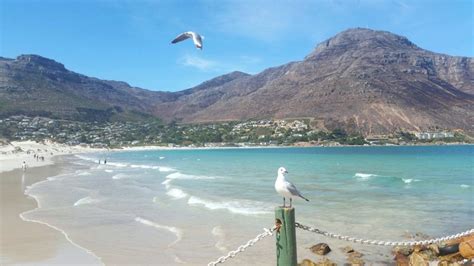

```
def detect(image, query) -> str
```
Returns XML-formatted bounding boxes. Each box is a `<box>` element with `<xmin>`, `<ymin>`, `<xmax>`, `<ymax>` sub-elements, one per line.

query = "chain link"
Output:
<box><xmin>207</xmin><ymin>226</ymin><xmax>277</xmax><ymax>266</ymax></box>
<box><xmin>295</xmin><ymin>222</ymin><xmax>474</xmax><ymax>246</ymax></box>
<box><xmin>207</xmin><ymin>222</ymin><xmax>473</xmax><ymax>265</ymax></box>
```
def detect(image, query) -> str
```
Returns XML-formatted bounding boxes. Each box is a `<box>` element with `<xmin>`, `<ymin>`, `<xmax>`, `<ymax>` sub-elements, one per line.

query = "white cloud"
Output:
<box><xmin>178</xmin><ymin>54</ymin><xmax>219</xmax><ymax>71</ymax></box>
<box><xmin>178</xmin><ymin>53</ymin><xmax>263</xmax><ymax>73</ymax></box>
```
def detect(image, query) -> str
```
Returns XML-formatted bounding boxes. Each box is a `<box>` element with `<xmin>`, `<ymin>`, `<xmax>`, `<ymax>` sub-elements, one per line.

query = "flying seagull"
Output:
<box><xmin>274</xmin><ymin>167</ymin><xmax>309</xmax><ymax>208</ymax></box>
<box><xmin>171</xmin><ymin>31</ymin><xmax>203</xmax><ymax>50</ymax></box>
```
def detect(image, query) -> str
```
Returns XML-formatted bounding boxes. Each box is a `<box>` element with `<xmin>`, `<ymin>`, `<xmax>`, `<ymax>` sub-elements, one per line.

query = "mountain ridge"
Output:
<box><xmin>1</xmin><ymin>28</ymin><xmax>472</xmax><ymax>135</ymax></box>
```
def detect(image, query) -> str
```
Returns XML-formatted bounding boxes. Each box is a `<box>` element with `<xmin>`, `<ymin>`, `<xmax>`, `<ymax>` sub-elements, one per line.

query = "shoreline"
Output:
<box><xmin>115</xmin><ymin>142</ymin><xmax>473</xmax><ymax>152</ymax></box>
<box><xmin>1</xmin><ymin>140</ymin><xmax>472</xmax><ymax>174</ymax></box>
<box><xmin>0</xmin><ymin>156</ymin><xmax>102</xmax><ymax>265</ymax></box>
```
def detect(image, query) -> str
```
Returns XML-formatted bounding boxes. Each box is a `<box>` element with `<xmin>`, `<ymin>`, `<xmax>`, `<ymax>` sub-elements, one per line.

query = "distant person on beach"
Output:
<box><xmin>104</xmin><ymin>159</ymin><xmax>107</xmax><ymax>164</ymax></box>
<box><xmin>22</xmin><ymin>161</ymin><xmax>27</xmax><ymax>171</ymax></box>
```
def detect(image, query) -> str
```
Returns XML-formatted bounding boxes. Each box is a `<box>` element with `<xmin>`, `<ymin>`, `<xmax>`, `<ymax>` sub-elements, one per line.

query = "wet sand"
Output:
<box><xmin>0</xmin><ymin>157</ymin><xmax>101</xmax><ymax>265</ymax></box>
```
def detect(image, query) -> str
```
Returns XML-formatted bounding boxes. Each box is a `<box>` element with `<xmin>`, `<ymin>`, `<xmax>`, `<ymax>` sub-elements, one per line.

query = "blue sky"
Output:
<box><xmin>1</xmin><ymin>0</ymin><xmax>472</xmax><ymax>91</ymax></box>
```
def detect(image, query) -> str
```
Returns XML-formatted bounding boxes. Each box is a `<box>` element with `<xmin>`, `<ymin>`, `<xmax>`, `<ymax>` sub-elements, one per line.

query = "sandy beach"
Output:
<box><xmin>0</xmin><ymin>141</ymin><xmax>103</xmax><ymax>265</ymax></box>
<box><xmin>0</xmin><ymin>140</ymin><xmax>106</xmax><ymax>173</ymax></box>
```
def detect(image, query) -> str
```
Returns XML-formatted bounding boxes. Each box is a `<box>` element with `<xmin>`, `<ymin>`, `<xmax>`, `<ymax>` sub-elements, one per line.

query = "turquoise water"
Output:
<box><xmin>24</xmin><ymin>145</ymin><xmax>473</xmax><ymax>264</ymax></box>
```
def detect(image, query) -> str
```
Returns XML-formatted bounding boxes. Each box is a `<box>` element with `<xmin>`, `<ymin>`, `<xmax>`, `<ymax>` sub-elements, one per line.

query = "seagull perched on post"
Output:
<box><xmin>274</xmin><ymin>167</ymin><xmax>309</xmax><ymax>208</ymax></box>
<box><xmin>171</xmin><ymin>31</ymin><xmax>204</xmax><ymax>50</ymax></box>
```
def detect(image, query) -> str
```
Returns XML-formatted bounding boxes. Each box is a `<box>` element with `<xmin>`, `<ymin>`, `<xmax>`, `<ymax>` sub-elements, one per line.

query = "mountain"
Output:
<box><xmin>152</xmin><ymin>28</ymin><xmax>474</xmax><ymax>135</ymax></box>
<box><xmin>1</xmin><ymin>28</ymin><xmax>473</xmax><ymax>135</ymax></box>
<box><xmin>0</xmin><ymin>55</ymin><xmax>246</xmax><ymax>122</ymax></box>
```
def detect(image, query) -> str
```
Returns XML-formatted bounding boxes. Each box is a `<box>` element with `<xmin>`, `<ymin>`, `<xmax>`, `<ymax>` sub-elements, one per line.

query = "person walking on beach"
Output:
<box><xmin>104</xmin><ymin>158</ymin><xmax>107</xmax><ymax>164</ymax></box>
<box><xmin>22</xmin><ymin>161</ymin><xmax>27</xmax><ymax>171</ymax></box>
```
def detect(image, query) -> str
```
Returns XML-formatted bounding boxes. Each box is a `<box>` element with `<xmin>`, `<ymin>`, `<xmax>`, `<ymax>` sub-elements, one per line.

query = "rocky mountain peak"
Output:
<box><xmin>306</xmin><ymin>28</ymin><xmax>417</xmax><ymax>60</ymax></box>
<box><xmin>15</xmin><ymin>54</ymin><xmax>66</xmax><ymax>72</ymax></box>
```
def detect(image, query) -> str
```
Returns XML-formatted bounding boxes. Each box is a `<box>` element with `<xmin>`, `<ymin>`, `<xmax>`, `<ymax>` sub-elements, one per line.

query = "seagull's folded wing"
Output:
<box><xmin>286</xmin><ymin>182</ymin><xmax>303</xmax><ymax>197</ymax></box>
<box><xmin>171</xmin><ymin>32</ymin><xmax>191</xmax><ymax>44</ymax></box>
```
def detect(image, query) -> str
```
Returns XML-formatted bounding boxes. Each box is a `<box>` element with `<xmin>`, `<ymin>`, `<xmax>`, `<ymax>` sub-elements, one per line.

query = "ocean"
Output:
<box><xmin>22</xmin><ymin>145</ymin><xmax>473</xmax><ymax>265</ymax></box>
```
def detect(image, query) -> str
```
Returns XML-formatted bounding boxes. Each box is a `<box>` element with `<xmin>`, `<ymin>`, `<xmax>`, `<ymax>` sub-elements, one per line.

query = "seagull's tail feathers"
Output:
<box><xmin>300</xmin><ymin>195</ymin><xmax>309</xmax><ymax>202</ymax></box>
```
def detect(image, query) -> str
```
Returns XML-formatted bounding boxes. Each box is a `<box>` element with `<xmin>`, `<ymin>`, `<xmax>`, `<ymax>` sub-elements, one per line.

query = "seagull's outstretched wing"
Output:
<box><xmin>171</xmin><ymin>31</ymin><xmax>203</xmax><ymax>49</ymax></box>
<box><xmin>286</xmin><ymin>181</ymin><xmax>309</xmax><ymax>201</ymax></box>
<box><xmin>171</xmin><ymin>32</ymin><xmax>192</xmax><ymax>44</ymax></box>
<box><xmin>191</xmin><ymin>33</ymin><xmax>203</xmax><ymax>49</ymax></box>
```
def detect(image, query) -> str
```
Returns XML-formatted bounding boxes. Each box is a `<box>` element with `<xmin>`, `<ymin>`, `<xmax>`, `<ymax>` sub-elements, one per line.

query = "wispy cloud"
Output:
<box><xmin>178</xmin><ymin>54</ymin><xmax>219</xmax><ymax>71</ymax></box>
<box><xmin>178</xmin><ymin>54</ymin><xmax>263</xmax><ymax>73</ymax></box>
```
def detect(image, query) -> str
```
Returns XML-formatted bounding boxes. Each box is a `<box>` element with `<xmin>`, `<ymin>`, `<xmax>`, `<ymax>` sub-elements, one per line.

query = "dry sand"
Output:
<box><xmin>0</xmin><ymin>140</ymin><xmax>104</xmax><ymax>173</ymax></box>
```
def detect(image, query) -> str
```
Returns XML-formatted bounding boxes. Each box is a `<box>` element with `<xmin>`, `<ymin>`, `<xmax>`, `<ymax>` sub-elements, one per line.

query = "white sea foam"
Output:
<box><xmin>107</xmin><ymin>162</ymin><xmax>128</xmax><ymax>168</ymax></box>
<box><xmin>128</xmin><ymin>164</ymin><xmax>165</xmax><ymax>170</ymax></box>
<box><xmin>211</xmin><ymin>226</ymin><xmax>227</xmax><ymax>252</ymax></box>
<box><xmin>161</xmin><ymin>179</ymin><xmax>172</xmax><ymax>189</ymax></box>
<box><xmin>159</xmin><ymin>166</ymin><xmax>175</xmax><ymax>172</ymax></box>
<box><xmin>77</xmin><ymin>171</ymin><xmax>92</xmax><ymax>176</ymax></box>
<box><xmin>104</xmin><ymin>169</ymin><xmax>114</xmax><ymax>173</ymax></box>
<box><xmin>354</xmin><ymin>173</ymin><xmax>378</xmax><ymax>181</ymax></box>
<box><xmin>134</xmin><ymin>217</ymin><xmax>182</xmax><ymax>246</ymax></box>
<box><xmin>402</xmin><ymin>178</ymin><xmax>421</xmax><ymax>184</ymax></box>
<box><xmin>131</xmin><ymin>164</ymin><xmax>151</xmax><ymax>169</ymax></box>
<box><xmin>166</xmin><ymin>172</ymin><xmax>217</xmax><ymax>180</ymax></box>
<box><xmin>112</xmin><ymin>173</ymin><xmax>134</xmax><ymax>180</ymax></box>
<box><xmin>460</xmin><ymin>184</ymin><xmax>470</xmax><ymax>188</ymax></box>
<box><xmin>187</xmin><ymin>196</ymin><xmax>270</xmax><ymax>216</ymax></box>
<box><xmin>74</xmin><ymin>196</ymin><xmax>100</xmax><ymax>206</ymax></box>
<box><xmin>166</xmin><ymin>188</ymin><xmax>188</xmax><ymax>199</ymax></box>
<box><xmin>159</xmin><ymin>156</ymin><xmax>165</xmax><ymax>160</ymax></box>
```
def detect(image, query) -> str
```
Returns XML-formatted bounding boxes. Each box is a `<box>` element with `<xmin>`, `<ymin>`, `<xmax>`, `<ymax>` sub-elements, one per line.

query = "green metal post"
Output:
<box><xmin>275</xmin><ymin>207</ymin><xmax>297</xmax><ymax>266</ymax></box>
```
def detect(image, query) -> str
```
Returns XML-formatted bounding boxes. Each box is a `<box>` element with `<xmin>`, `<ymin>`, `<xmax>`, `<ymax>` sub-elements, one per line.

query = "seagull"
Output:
<box><xmin>171</xmin><ymin>31</ymin><xmax>204</xmax><ymax>50</ymax></box>
<box><xmin>274</xmin><ymin>167</ymin><xmax>309</xmax><ymax>208</ymax></box>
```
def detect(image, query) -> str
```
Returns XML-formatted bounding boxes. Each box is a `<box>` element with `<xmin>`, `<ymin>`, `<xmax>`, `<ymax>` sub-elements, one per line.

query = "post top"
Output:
<box><xmin>275</xmin><ymin>206</ymin><xmax>295</xmax><ymax>211</ymax></box>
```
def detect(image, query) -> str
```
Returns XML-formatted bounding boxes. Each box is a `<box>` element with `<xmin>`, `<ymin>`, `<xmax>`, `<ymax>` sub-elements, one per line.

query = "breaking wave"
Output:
<box><xmin>159</xmin><ymin>166</ymin><xmax>175</xmax><ymax>172</ymax></box>
<box><xmin>354</xmin><ymin>173</ymin><xmax>378</xmax><ymax>181</ymax></box>
<box><xmin>166</xmin><ymin>188</ymin><xmax>188</xmax><ymax>199</ymax></box>
<box><xmin>166</xmin><ymin>172</ymin><xmax>217</xmax><ymax>180</ymax></box>
<box><xmin>354</xmin><ymin>173</ymin><xmax>421</xmax><ymax>184</ymax></box>
<box><xmin>161</xmin><ymin>179</ymin><xmax>172</xmax><ymax>189</ymax></box>
<box><xmin>187</xmin><ymin>196</ymin><xmax>270</xmax><ymax>216</ymax></box>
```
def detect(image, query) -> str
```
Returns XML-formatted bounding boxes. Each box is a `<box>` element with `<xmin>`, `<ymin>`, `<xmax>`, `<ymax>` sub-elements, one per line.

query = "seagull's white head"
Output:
<box><xmin>278</xmin><ymin>167</ymin><xmax>288</xmax><ymax>175</ymax></box>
